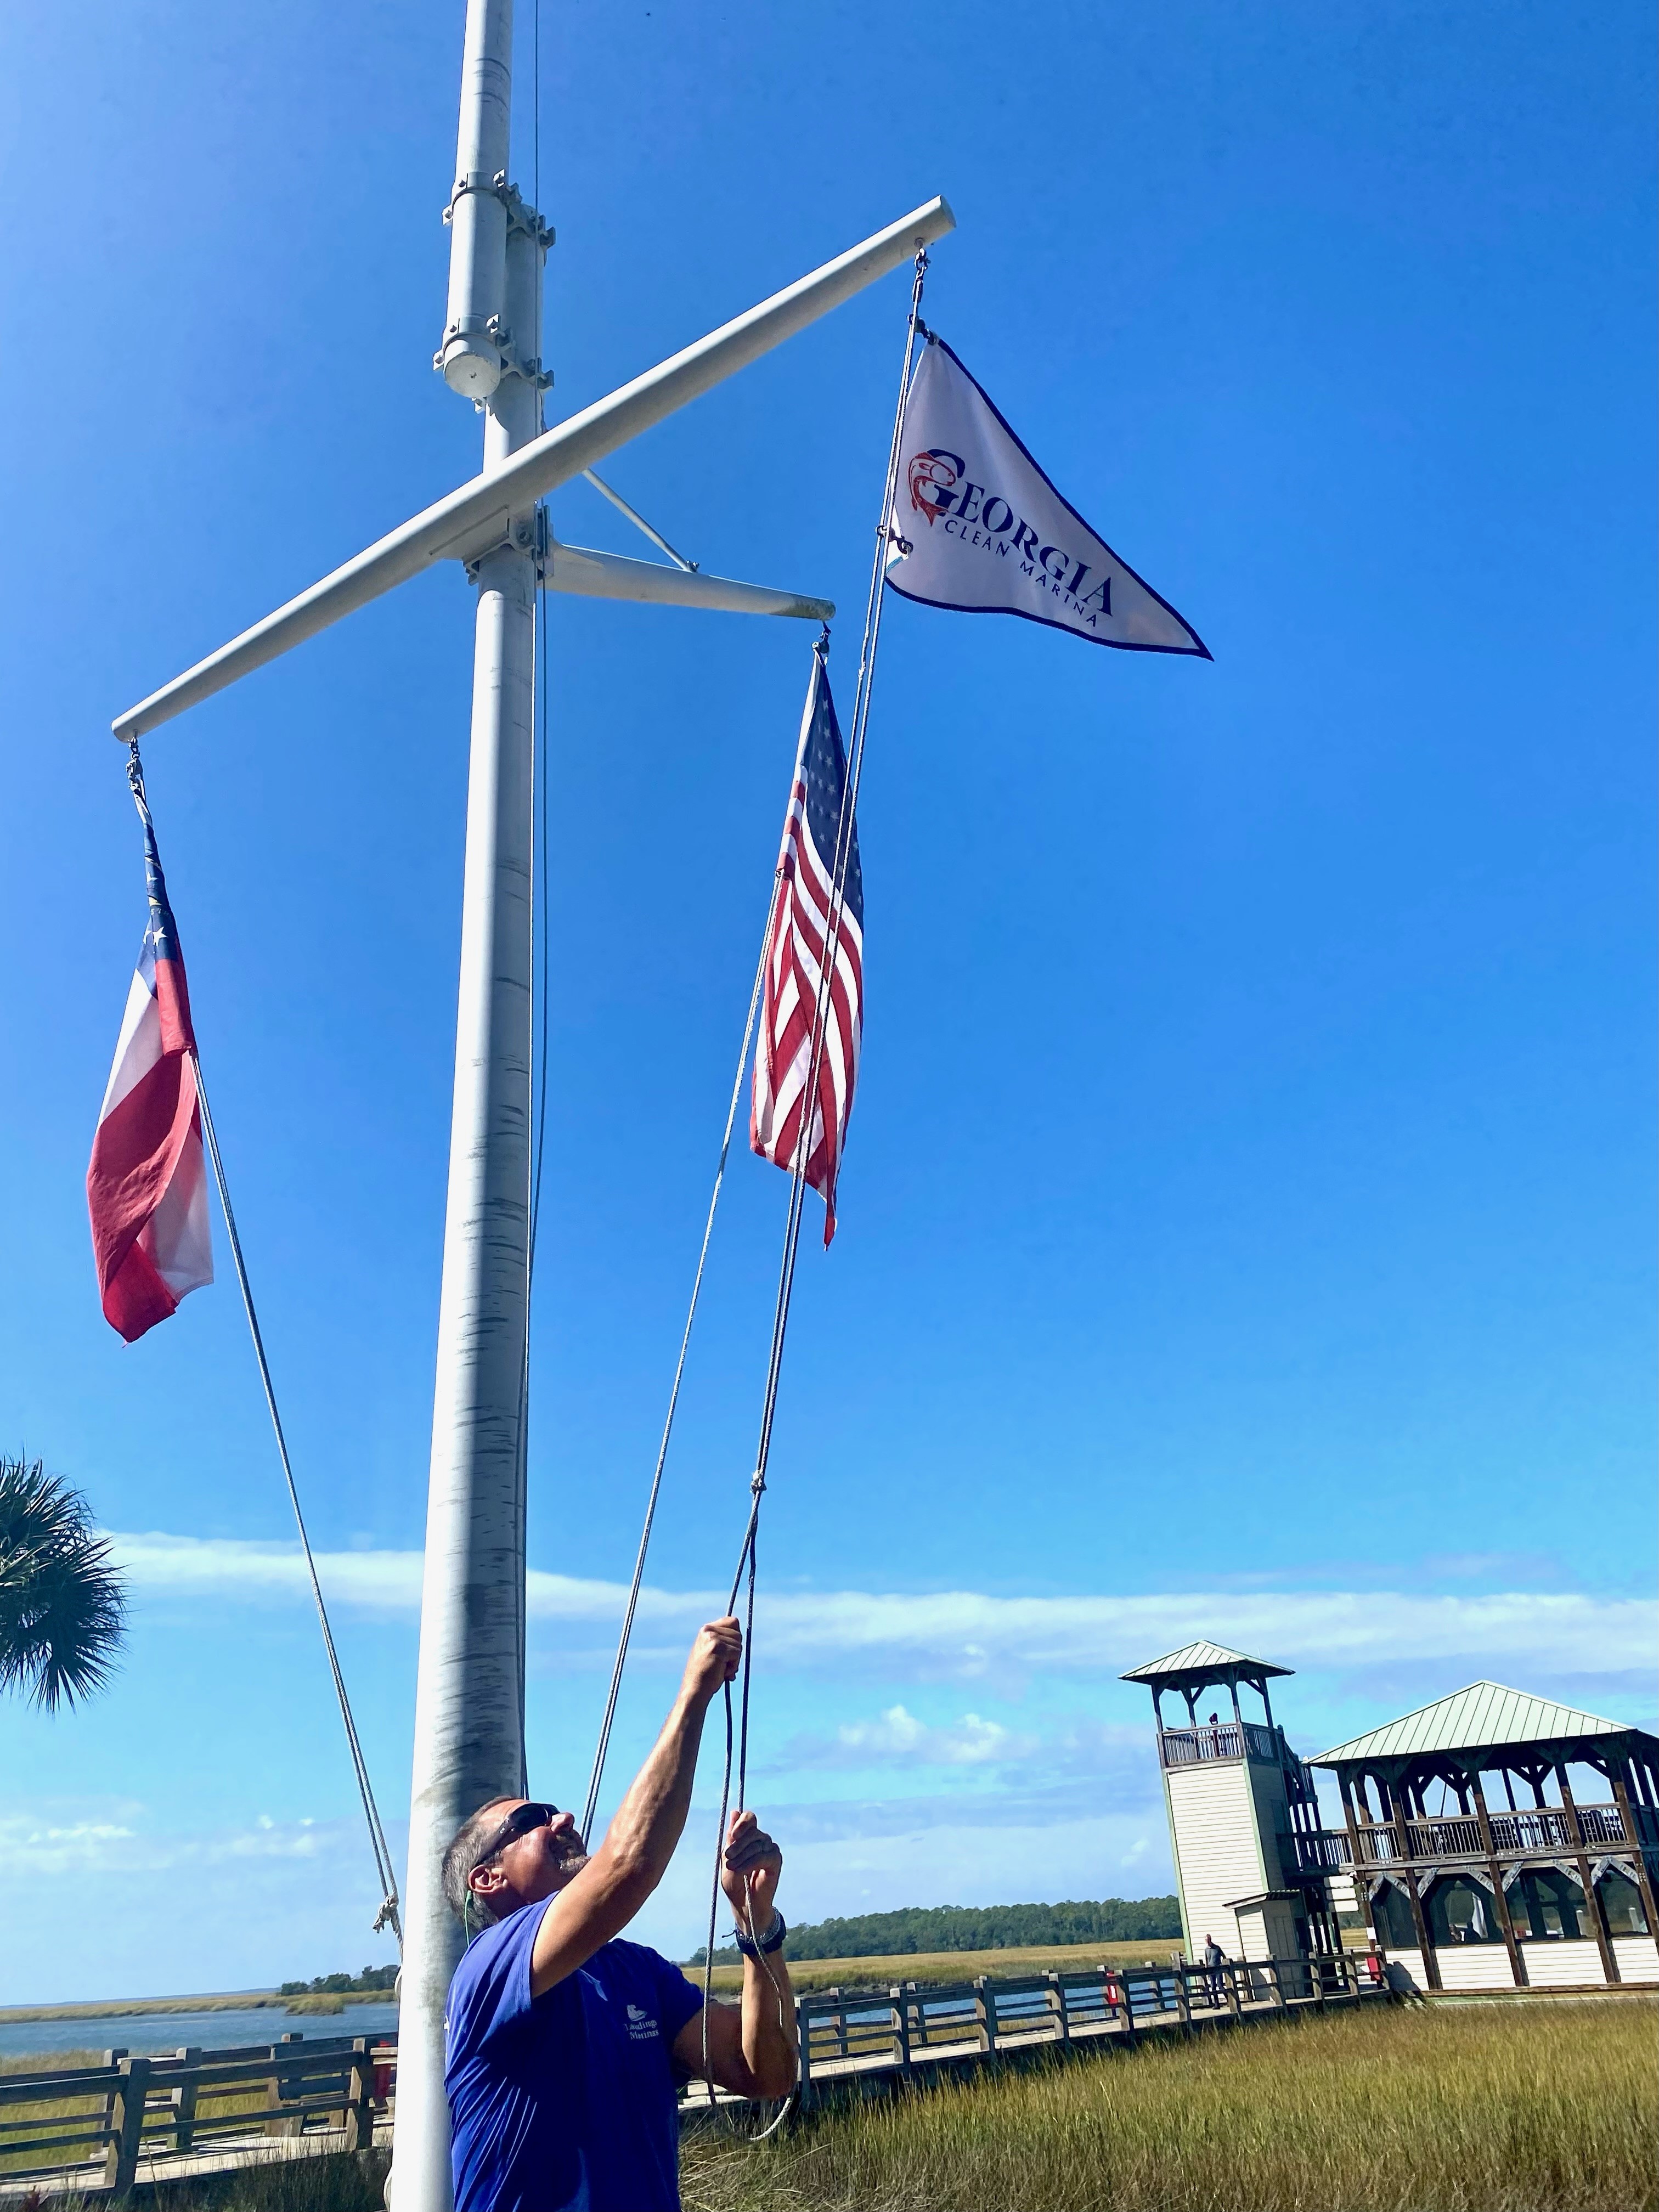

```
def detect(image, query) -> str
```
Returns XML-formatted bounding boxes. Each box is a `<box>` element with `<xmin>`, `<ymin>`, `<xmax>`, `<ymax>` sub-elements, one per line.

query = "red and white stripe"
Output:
<box><xmin>750</xmin><ymin>708</ymin><xmax>864</xmax><ymax>1246</ymax></box>
<box><xmin>86</xmin><ymin>940</ymin><xmax>213</xmax><ymax>1342</ymax></box>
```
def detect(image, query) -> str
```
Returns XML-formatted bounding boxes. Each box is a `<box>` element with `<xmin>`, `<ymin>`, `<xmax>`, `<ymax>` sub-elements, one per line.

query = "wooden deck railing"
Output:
<box><xmin>1290</xmin><ymin>1800</ymin><xmax>1650</xmax><ymax>1871</ymax></box>
<box><xmin>0</xmin><ymin>2031</ymin><xmax>391</xmax><ymax>2200</ymax></box>
<box><xmin>1158</xmin><ymin>1722</ymin><xmax>1279</xmax><ymax>1767</ymax></box>
<box><xmin>782</xmin><ymin>1949</ymin><xmax>1371</xmax><ymax>2107</ymax></box>
<box><xmin>0</xmin><ymin>1953</ymin><xmax>1380</xmax><ymax>2197</ymax></box>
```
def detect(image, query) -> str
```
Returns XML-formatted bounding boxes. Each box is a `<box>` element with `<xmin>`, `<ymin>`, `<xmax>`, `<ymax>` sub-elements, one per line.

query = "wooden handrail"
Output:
<box><xmin>2</xmin><ymin>1959</ymin><xmax>1385</xmax><ymax>2190</ymax></box>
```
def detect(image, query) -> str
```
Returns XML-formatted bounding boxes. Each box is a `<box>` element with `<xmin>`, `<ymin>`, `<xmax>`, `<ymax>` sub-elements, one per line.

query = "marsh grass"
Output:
<box><xmin>682</xmin><ymin>1997</ymin><xmax>1658</xmax><ymax>2212</ymax></box>
<box><xmin>700</xmin><ymin>1937</ymin><xmax>1187</xmax><ymax>1999</ymax></box>
<box><xmin>0</xmin><ymin>1996</ymin><xmax>295</xmax><ymax>2025</ymax></box>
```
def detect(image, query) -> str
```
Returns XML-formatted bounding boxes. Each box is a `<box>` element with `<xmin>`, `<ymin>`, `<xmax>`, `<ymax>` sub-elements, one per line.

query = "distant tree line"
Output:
<box><xmin>690</xmin><ymin>1895</ymin><xmax>1181</xmax><ymax>1966</ymax></box>
<box><xmin>279</xmin><ymin>1965</ymin><xmax>398</xmax><ymax>1997</ymax></box>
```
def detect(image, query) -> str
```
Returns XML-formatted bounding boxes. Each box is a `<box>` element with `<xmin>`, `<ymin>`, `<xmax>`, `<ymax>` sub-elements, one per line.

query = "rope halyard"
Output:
<box><xmin>697</xmin><ymin>246</ymin><xmax>931</xmax><ymax>2131</ymax></box>
<box><xmin>576</xmin><ymin>898</ymin><xmax>778</xmax><ymax>1848</ymax></box>
<box><xmin>125</xmin><ymin>742</ymin><xmax>403</xmax><ymax>1949</ymax></box>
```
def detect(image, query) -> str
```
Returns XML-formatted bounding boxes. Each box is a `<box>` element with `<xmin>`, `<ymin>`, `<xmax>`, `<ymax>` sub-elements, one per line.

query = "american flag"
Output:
<box><xmin>750</xmin><ymin>650</ymin><xmax>864</xmax><ymax>1245</ymax></box>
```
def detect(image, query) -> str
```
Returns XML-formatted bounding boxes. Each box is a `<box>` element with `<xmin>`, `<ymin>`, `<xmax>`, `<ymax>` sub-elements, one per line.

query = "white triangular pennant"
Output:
<box><xmin>884</xmin><ymin>338</ymin><xmax>1210</xmax><ymax>658</ymax></box>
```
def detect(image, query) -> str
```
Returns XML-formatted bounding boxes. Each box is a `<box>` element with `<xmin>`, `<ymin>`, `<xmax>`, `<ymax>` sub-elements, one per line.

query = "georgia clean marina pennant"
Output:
<box><xmin>885</xmin><ymin>337</ymin><xmax>1210</xmax><ymax>657</ymax></box>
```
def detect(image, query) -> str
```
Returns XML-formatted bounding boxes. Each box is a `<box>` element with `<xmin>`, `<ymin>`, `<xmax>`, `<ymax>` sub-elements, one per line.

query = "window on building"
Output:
<box><xmin>1372</xmin><ymin>1883</ymin><xmax>1417</xmax><ymax>1949</ymax></box>
<box><xmin>1594</xmin><ymin>1869</ymin><xmax>1649</xmax><ymax>1937</ymax></box>
<box><xmin>1509</xmin><ymin>1867</ymin><xmax>1587</xmax><ymax>1941</ymax></box>
<box><xmin>1425</xmin><ymin>1875</ymin><xmax>1503</xmax><ymax>1945</ymax></box>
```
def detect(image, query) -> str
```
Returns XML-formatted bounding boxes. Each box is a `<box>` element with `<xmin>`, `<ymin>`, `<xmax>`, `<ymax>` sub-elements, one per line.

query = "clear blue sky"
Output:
<box><xmin>1</xmin><ymin>0</ymin><xmax>1652</xmax><ymax>2002</ymax></box>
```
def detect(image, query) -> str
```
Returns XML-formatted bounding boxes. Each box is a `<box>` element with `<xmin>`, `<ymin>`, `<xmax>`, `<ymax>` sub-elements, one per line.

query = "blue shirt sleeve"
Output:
<box><xmin>646</xmin><ymin>1946</ymin><xmax>706</xmax><ymax>2051</ymax></box>
<box><xmin>444</xmin><ymin>1900</ymin><xmax>546</xmax><ymax>2062</ymax></box>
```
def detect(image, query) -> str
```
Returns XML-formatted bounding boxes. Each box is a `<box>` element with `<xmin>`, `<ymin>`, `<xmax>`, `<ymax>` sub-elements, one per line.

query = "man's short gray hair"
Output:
<box><xmin>442</xmin><ymin>1798</ymin><xmax>517</xmax><ymax>1927</ymax></box>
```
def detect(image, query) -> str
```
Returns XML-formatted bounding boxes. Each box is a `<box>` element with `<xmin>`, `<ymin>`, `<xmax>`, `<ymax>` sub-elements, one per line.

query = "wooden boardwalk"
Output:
<box><xmin>0</xmin><ymin>1953</ymin><xmax>1384</xmax><ymax>2199</ymax></box>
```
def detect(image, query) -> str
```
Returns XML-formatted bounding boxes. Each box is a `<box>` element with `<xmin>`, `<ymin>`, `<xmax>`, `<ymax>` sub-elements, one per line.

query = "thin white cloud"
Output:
<box><xmin>106</xmin><ymin>1532</ymin><xmax>1656</xmax><ymax>1684</ymax></box>
<box><xmin>0</xmin><ymin>1802</ymin><xmax>362</xmax><ymax>1881</ymax></box>
<box><xmin>776</xmin><ymin>1703</ymin><xmax>1042</xmax><ymax>1772</ymax></box>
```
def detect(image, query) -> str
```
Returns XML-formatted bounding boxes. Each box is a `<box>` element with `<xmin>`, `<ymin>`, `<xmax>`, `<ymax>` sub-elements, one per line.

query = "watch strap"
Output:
<box><xmin>731</xmin><ymin>1909</ymin><xmax>787</xmax><ymax>1957</ymax></box>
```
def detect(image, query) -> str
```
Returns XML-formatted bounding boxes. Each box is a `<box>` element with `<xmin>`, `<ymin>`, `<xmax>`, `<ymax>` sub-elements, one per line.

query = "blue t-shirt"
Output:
<box><xmin>445</xmin><ymin>1905</ymin><xmax>705</xmax><ymax>2212</ymax></box>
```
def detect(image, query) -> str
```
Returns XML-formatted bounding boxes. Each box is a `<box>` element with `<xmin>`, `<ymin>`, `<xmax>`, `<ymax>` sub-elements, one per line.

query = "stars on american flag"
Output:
<box><xmin>750</xmin><ymin>651</ymin><xmax>864</xmax><ymax>1244</ymax></box>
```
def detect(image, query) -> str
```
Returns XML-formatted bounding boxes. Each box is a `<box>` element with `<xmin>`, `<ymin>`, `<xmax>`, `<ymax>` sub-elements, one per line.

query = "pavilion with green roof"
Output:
<box><xmin>1304</xmin><ymin>1681</ymin><xmax>1658</xmax><ymax>1993</ymax></box>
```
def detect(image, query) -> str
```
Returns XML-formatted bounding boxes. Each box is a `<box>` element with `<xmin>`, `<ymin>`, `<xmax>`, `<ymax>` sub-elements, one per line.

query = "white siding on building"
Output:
<box><xmin>1245</xmin><ymin>1760</ymin><xmax>1293</xmax><ymax>1890</ymax></box>
<box><xmin>1434</xmin><ymin>1946</ymin><xmax>1517</xmax><ymax>1991</ymax></box>
<box><xmin>1520</xmin><ymin>1940</ymin><xmax>1605</xmax><ymax>1988</ymax></box>
<box><xmin>1327</xmin><ymin>1871</ymin><xmax>1361</xmax><ymax>1917</ymax></box>
<box><xmin>1611</xmin><ymin>1937</ymin><xmax>1659</xmax><ymax>1984</ymax></box>
<box><xmin>1165</xmin><ymin>1762</ymin><xmax>1266</xmax><ymax>1960</ymax></box>
<box><xmin>1233</xmin><ymin>1897</ymin><xmax>1302</xmax><ymax>1963</ymax></box>
<box><xmin>1381</xmin><ymin>1947</ymin><xmax>1427</xmax><ymax>1992</ymax></box>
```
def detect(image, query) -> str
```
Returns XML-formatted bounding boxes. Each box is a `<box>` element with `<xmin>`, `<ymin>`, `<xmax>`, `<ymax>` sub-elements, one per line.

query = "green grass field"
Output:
<box><xmin>699</xmin><ymin>1935</ymin><xmax>1184</xmax><ymax>1997</ymax></box>
<box><xmin>683</xmin><ymin>1995</ymin><xmax>1658</xmax><ymax>2212</ymax></box>
<box><xmin>0</xmin><ymin>1993</ymin><xmax>297</xmax><ymax>2025</ymax></box>
<box><xmin>13</xmin><ymin>1994</ymin><xmax>1653</xmax><ymax>2210</ymax></box>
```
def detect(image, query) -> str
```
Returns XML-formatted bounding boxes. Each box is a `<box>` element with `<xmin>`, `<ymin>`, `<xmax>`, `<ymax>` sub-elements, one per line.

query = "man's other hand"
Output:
<box><xmin>720</xmin><ymin>1808</ymin><xmax>783</xmax><ymax>1930</ymax></box>
<box><xmin>680</xmin><ymin>1617</ymin><xmax>742</xmax><ymax>1709</ymax></box>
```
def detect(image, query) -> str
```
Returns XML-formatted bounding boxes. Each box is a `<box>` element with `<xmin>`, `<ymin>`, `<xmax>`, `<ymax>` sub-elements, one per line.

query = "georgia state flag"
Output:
<box><xmin>884</xmin><ymin>336</ymin><xmax>1210</xmax><ymax>658</ymax></box>
<box><xmin>86</xmin><ymin>782</ymin><xmax>213</xmax><ymax>1342</ymax></box>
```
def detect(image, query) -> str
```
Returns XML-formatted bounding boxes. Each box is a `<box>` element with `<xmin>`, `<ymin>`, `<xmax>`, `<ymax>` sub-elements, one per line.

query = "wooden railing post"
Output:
<box><xmin>346</xmin><ymin>2036</ymin><xmax>375</xmax><ymax>2152</ymax></box>
<box><xmin>99</xmin><ymin>2049</ymin><xmax>129</xmax><ymax>2151</ymax></box>
<box><xmin>796</xmin><ymin>1996</ymin><xmax>814</xmax><ymax>2109</ymax></box>
<box><xmin>266</xmin><ymin>2032</ymin><xmax>306</xmax><ymax>2138</ymax></box>
<box><xmin>171</xmin><ymin>2045</ymin><xmax>202</xmax><ymax>2154</ymax></box>
<box><xmin>103</xmin><ymin>2054</ymin><xmax>151</xmax><ymax>2198</ymax></box>
<box><xmin>973</xmin><ymin>1974</ymin><xmax>998</xmax><ymax>2053</ymax></box>
<box><xmin>1045</xmin><ymin>1970</ymin><xmax>1071</xmax><ymax>2044</ymax></box>
<box><xmin>1175</xmin><ymin>1969</ymin><xmax>1193</xmax><ymax>2036</ymax></box>
<box><xmin>1223</xmin><ymin>1964</ymin><xmax>1242</xmax><ymax>2018</ymax></box>
<box><xmin>889</xmin><ymin>1984</ymin><xmax>912</xmax><ymax>2072</ymax></box>
<box><xmin>1268</xmin><ymin>1957</ymin><xmax>1287</xmax><ymax>2010</ymax></box>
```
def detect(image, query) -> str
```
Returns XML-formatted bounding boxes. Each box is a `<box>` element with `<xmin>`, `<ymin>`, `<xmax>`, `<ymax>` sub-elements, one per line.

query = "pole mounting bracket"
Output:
<box><xmin>432</xmin><ymin>315</ymin><xmax>553</xmax><ymax>392</ymax></box>
<box><xmin>442</xmin><ymin>170</ymin><xmax>555</xmax><ymax>253</ymax></box>
<box><xmin>461</xmin><ymin>506</ymin><xmax>543</xmax><ymax>582</ymax></box>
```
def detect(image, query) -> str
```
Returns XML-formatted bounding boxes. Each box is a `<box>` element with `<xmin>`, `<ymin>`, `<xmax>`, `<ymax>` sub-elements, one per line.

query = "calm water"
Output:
<box><xmin>0</xmin><ymin>2001</ymin><xmax>399</xmax><ymax>2063</ymax></box>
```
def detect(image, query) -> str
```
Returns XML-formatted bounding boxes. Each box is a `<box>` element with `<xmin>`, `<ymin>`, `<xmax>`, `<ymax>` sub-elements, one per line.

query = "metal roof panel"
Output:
<box><xmin>1312</xmin><ymin>1681</ymin><xmax>1646</xmax><ymax>1767</ymax></box>
<box><xmin>1120</xmin><ymin>1640</ymin><xmax>1291</xmax><ymax>1685</ymax></box>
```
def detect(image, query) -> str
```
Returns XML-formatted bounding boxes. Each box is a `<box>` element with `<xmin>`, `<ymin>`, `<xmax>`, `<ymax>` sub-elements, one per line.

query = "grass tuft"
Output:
<box><xmin>682</xmin><ymin>1997</ymin><xmax>1658</xmax><ymax>2212</ymax></box>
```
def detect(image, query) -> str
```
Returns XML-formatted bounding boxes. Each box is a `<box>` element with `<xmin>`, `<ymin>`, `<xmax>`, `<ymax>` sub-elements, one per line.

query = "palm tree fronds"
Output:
<box><xmin>0</xmin><ymin>1455</ymin><xmax>128</xmax><ymax>1711</ymax></box>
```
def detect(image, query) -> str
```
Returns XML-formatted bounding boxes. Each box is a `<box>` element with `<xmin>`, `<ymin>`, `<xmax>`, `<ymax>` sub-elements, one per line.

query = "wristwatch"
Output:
<box><xmin>731</xmin><ymin>1910</ymin><xmax>787</xmax><ymax>1958</ymax></box>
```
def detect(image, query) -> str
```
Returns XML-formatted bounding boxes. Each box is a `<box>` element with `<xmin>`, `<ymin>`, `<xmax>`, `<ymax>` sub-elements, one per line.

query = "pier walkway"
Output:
<box><xmin>0</xmin><ymin>1951</ymin><xmax>1381</xmax><ymax>2199</ymax></box>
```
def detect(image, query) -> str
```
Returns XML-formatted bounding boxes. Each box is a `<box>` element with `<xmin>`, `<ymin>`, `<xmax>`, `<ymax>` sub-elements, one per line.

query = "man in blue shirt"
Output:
<box><xmin>442</xmin><ymin>1615</ymin><xmax>797</xmax><ymax>2211</ymax></box>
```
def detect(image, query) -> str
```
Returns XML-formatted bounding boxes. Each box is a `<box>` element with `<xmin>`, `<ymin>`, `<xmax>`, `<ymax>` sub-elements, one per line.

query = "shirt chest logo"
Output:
<box><xmin>625</xmin><ymin>2003</ymin><xmax>659</xmax><ymax>2042</ymax></box>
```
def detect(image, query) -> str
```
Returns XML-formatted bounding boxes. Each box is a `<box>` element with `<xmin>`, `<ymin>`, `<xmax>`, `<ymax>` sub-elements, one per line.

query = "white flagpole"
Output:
<box><xmin>93</xmin><ymin>16</ymin><xmax>950</xmax><ymax>2205</ymax></box>
<box><xmin>391</xmin><ymin>2</ymin><xmax>539</xmax><ymax>2205</ymax></box>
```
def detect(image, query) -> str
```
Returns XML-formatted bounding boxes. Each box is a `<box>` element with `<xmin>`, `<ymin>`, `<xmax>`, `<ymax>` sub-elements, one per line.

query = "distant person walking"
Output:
<box><xmin>1202</xmin><ymin>1933</ymin><xmax>1228</xmax><ymax>2004</ymax></box>
<box><xmin>440</xmin><ymin>1617</ymin><xmax>797</xmax><ymax>2212</ymax></box>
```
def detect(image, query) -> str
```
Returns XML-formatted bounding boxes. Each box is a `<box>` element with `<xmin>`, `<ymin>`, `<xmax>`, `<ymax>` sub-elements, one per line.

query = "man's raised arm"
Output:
<box><xmin>527</xmin><ymin>1618</ymin><xmax>740</xmax><ymax>1997</ymax></box>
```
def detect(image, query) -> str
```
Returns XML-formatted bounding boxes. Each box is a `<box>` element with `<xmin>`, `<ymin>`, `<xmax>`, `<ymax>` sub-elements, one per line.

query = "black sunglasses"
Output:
<box><xmin>472</xmin><ymin>1801</ymin><xmax>559</xmax><ymax>1872</ymax></box>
